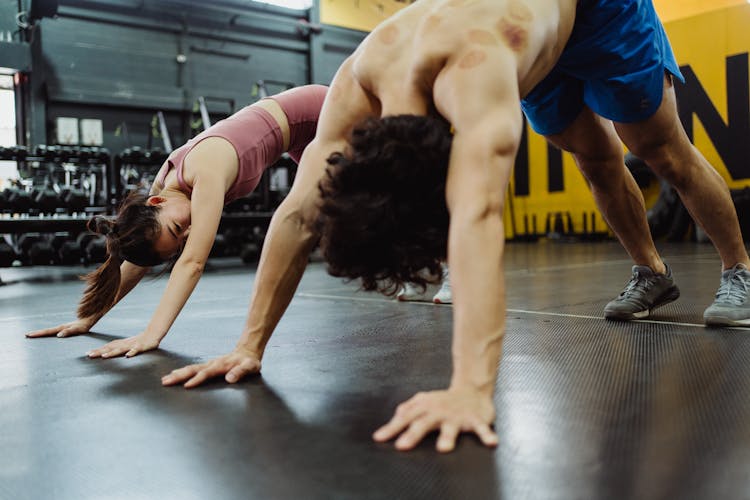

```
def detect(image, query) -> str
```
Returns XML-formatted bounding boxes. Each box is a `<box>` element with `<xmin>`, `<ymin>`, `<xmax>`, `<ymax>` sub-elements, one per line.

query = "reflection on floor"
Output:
<box><xmin>1</xmin><ymin>241</ymin><xmax>748</xmax><ymax>499</ymax></box>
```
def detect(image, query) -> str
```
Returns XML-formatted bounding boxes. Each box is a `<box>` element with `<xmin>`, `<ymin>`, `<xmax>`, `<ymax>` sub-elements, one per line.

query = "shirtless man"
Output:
<box><xmin>162</xmin><ymin>0</ymin><xmax>750</xmax><ymax>452</ymax></box>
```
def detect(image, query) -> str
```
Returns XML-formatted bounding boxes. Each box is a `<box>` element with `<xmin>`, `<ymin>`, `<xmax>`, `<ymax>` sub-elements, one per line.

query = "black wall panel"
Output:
<box><xmin>7</xmin><ymin>0</ymin><xmax>370</xmax><ymax>150</ymax></box>
<box><xmin>36</xmin><ymin>0</ymin><xmax>313</xmax><ymax>148</ymax></box>
<box><xmin>43</xmin><ymin>17</ymin><xmax>184</xmax><ymax>109</ymax></box>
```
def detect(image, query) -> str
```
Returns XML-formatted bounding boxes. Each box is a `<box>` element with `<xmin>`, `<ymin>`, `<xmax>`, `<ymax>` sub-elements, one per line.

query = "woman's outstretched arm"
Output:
<box><xmin>25</xmin><ymin>261</ymin><xmax>150</xmax><ymax>338</ymax></box>
<box><xmin>85</xmin><ymin>139</ymin><xmax>232</xmax><ymax>359</ymax></box>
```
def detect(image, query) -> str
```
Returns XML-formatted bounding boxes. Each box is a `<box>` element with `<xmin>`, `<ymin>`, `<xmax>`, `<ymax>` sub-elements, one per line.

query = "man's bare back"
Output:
<box><xmin>350</xmin><ymin>0</ymin><xmax>578</xmax><ymax>116</ymax></box>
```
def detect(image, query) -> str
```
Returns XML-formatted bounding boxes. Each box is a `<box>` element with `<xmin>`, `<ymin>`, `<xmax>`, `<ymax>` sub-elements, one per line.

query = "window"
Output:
<box><xmin>0</xmin><ymin>74</ymin><xmax>17</xmax><ymax>189</ymax></box>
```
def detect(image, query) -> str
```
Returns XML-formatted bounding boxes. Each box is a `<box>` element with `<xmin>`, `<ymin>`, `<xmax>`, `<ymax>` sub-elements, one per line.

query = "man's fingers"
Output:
<box><xmin>162</xmin><ymin>365</ymin><xmax>202</xmax><ymax>386</ymax></box>
<box><xmin>125</xmin><ymin>348</ymin><xmax>140</xmax><ymax>358</ymax></box>
<box><xmin>395</xmin><ymin>416</ymin><xmax>438</xmax><ymax>451</ymax></box>
<box><xmin>373</xmin><ymin>423</ymin><xmax>403</xmax><ymax>443</ymax></box>
<box><xmin>183</xmin><ymin>368</ymin><xmax>214</xmax><ymax>389</ymax></box>
<box><xmin>472</xmin><ymin>422</ymin><xmax>499</xmax><ymax>448</ymax></box>
<box><xmin>373</xmin><ymin>414</ymin><xmax>410</xmax><ymax>443</ymax></box>
<box><xmin>184</xmin><ymin>361</ymin><xmax>234</xmax><ymax>388</ymax></box>
<box><xmin>436</xmin><ymin>424</ymin><xmax>460</xmax><ymax>453</ymax></box>
<box><xmin>225</xmin><ymin>359</ymin><xmax>259</xmax><ymax>383</ymax></box>
<box><xmin>373</xmin><ymin>401</ymin><xmax>428</xmax><ymax>443</ymax></box>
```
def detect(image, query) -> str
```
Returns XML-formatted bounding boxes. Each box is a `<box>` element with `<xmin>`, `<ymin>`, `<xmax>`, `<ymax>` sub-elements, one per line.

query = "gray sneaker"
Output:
<box><xmin>604</xmin><ymin>264</ymin><xmax>680</xmax><ymax>320</ymax></box>
<box><xmin>703</xmin><ymin>264</ymin><xmax>750</xmax><ymax>327</ymax></box>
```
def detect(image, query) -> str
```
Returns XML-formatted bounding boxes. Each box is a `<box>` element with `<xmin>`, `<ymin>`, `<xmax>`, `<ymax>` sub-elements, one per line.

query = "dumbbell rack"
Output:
<box><xmin>0</xmin><ymin>145</ymin><xmax>295</xmax><ymax>276</ymax></box>
<box><xmin>111</xmin><ymin>147</ymin><xmax>169</xmax><ymax>207</ymax></box>
<box><xmin>0</xmin><ymin>146</ymin><xmax>111</xmax><ymax>271</ymax></box>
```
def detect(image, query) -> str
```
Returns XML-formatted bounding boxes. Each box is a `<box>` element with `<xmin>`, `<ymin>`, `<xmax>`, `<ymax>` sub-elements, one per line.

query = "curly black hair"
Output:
<box><xmin>316</xmin><ymin>114</ymin><xmax>453</xmax><ymax>296</ymax></box>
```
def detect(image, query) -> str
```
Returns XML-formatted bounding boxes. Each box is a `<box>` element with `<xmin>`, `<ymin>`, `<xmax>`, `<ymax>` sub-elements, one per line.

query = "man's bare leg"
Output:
<box><xmin>547</xmin><ymin>106</ymin><xmax>681</xmax><ymax>320</ymax></box>
<box><xmin>615</xmin><ymin>76</ymin><xmax>750</xmax><ymax>325</ymax></box>
<box><xmin>547</xmin><ymin>107</ymin><xmax>665</xmax><ymax>274</ymax></box>
<box><xmin>614</xmin><ymin>76</ymin><xmax>750</xmax><ymax>271</ymax></box>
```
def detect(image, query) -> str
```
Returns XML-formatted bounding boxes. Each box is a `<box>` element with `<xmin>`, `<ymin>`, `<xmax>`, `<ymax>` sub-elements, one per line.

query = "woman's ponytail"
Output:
<box><xmin>76</xmin><ymin>216</ymin><xmax>123</xmax><ymax>319</ymax></box>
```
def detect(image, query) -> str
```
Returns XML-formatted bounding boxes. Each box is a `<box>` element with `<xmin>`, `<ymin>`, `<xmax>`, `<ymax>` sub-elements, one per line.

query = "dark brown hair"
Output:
<box><xmin>316</xmin><ymin>114</ymin><xmax>453</xmax><ymax>296</ymax></box>
<box><xmin>77</xmin><ymin>191</ymin><xmax>164</xmax><ymax>319</ymax></box>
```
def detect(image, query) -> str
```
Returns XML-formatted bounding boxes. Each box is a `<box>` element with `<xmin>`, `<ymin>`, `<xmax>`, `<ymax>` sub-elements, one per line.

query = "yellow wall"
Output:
<box><xmin>653</xmin><ymin>0</ymin><xmax>747</xmax><ymax>22</ymax></box>
<box><xmin>508</xmin><ymin>2</ymin><xmax>750</xmax><ymax>238</ymax></box>
<box><xmin>664</xmin><ymin>4</ymin><xmax>750</xmax><ymax>189</ymax></box>
<box><xmin>319</xmin><ymin>0</ymin><xmax>412</xmax><ymax>32</ymax></box>
<box><xmin>319</xmin><ymin>0</ymin><xmax>749</xmax><ymax>32</ymax></box>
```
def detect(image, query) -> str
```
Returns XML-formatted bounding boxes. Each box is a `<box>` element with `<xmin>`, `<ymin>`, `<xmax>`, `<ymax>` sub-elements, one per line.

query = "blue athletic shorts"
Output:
<box><xmin>520</xmin><ymin>0</ymin><xmax>685</xmax><ymax>136</ymax></box>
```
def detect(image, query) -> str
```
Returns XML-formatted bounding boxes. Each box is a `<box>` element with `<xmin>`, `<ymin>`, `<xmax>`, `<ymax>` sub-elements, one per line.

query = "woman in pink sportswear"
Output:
<box><xmin>27</xmin><ymin>85</ymin><xmax>328</xmax><ymax>357</ymax></box>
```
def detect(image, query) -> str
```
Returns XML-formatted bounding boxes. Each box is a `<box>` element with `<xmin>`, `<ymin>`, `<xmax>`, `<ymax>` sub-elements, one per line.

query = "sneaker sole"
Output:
<box><xmin>604</xmin><ymin>287</ymin><xmax>681</xmax><ymax>321</ymax></box>
<box><xmin>704</xmin><ymin>316</ymin><xmax>750</xmax><ymax>327</ymax></box>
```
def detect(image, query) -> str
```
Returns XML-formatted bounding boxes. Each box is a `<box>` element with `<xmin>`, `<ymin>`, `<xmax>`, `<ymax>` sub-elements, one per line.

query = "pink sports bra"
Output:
<box><xmin>158</xmin><ymin>84</ymin><xmax>327</xmax><ymax>204</ymax></box>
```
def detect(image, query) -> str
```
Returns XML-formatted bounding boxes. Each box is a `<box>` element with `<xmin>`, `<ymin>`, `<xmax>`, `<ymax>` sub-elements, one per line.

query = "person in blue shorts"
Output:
<box><xmin>160</xmin><ymin>0</ymin><xmax>750</xmax><ymax>453</ymax></box>
<box><xmin>522</xmin><ymin>0</ymin><xmax>749</xmax><ymax>325</ymax></box>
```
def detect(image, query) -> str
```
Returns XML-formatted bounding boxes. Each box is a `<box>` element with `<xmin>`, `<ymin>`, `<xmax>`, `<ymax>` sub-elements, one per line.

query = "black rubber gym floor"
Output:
<box><xmin>2</xmin><ymin>241</ymin><xmax>749</xmax><ymax>500</ymax></box>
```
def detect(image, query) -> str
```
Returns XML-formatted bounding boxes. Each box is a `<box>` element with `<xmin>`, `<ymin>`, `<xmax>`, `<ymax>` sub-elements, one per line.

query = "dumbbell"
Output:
<box><xmin>11</xmin><ymin>145</ymin><xmax>27</xmax><ymax>161</ymax></box>
<box><xmin>35</xmin><ymin>144</ymin><xmax>59</xmax><ymax>161</ymax></box>
<box><xmin>146</xmin><ymin>148</ymin><xmax>168</xmax><ymax>164</ymax></box>
<box><xmin>0</xmin><ymin>241</ymin><xmax>17</xmax><ymax>267</ymax></box>
<box><xmin>95</xmin><ymin>147</ymin><xmax>111</xmax><ymax>162</ymax></box>
<box><xmin>77</xmin><ymin>233</ymin><xmax>107</xmax><ymax>264</ymax></box>
<box><xmin>31</xmin><ymin>187</ymin><xmax>62</xmax><ymax>213</ymax></box>
<box><xmin>28</xmin><ymin>240</ymin><xmax>55</xmax><ymax>265</ymax></box>
<box><xmin>46</xmin><ymin>145</ymin><xmax>62</xmax><ymax>161</ymax></box>
<box><xmin>51</xmin><ymin>234</ymin><xmax>83</xmax><ymax>265</ymax></box>
<box><xmin>121</xmin><ymin>147</ymin><xmax>144</xmax><ymax>164</ymax></box>
<box><xmin>59</xmin><ymin>146</ymin><xmax>75</xmax><ymax>162</ymax></box>
<box><xmin>77</xmin><ymin>147</ymin><xmax>92</xmax><ymax>162</ymax></box>
<box><xmin>17</xmin><ymin>234</ymin><xmax>54</xmax><ymax>265</ymax></box>
<box><xmin>0</xmin><ymin>145</ymin><xmax>26</xmax><ymax>161</ymax></box>
<box><xmin>61</xmin><ymin>187</ymin><xmax>88</xmax><ymax>212</ymax></box>
<box><xmin>5</xmin><ymin>188</ymin><xmax>32</xmax><ymax>213</ymax></box>
<box><xmin>17</xmin><ymin>234</ymin><xmax>40</xmax><ymax>255</ymax></box>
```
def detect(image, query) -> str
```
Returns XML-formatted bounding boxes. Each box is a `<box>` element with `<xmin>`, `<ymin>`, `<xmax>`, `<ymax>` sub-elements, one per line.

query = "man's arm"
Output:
<box><xmin>374</xmin><ymin>48</ymin><xmax>524</xmax><ymax>452</ymax></box>
<box><xmin>162</xmin><ymin>58</ymin><xmax>380</xmax><ymax>388</ymax></box>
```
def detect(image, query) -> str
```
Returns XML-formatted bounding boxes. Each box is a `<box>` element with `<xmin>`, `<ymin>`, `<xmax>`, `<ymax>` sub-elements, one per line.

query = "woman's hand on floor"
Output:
<box><xmin>26</xmin><ymin>317</ymin><xmax>96</xmax><ymax>339</ymax></box>
<box><xmin>161</xmin><ymin>348</ymin><xmax>262</xmax><ymax>388</ymax></box>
